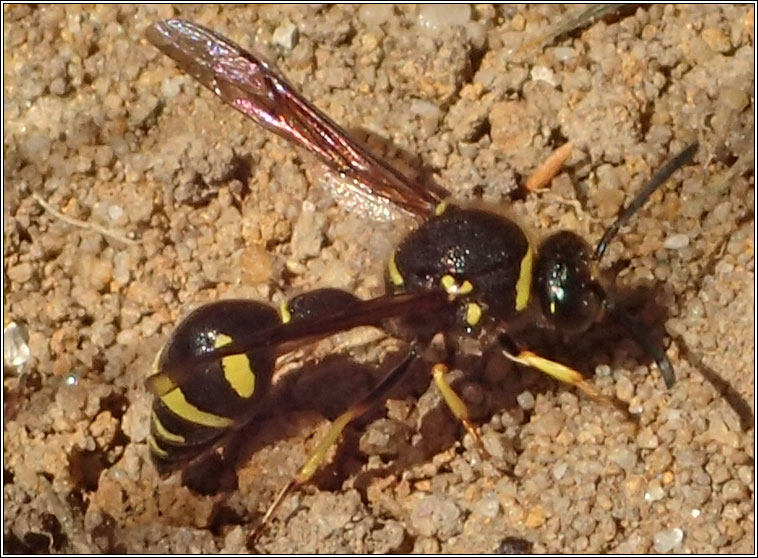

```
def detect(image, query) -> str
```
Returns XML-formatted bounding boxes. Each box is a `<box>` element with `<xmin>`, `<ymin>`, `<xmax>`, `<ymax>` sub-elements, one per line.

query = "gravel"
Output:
<box><xmin>3</xmin><ymin>4</ymin><xmax>754</xmax><ymax>554</ymax></box>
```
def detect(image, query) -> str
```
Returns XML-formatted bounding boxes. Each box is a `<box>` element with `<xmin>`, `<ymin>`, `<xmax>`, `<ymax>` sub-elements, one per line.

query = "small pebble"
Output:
<box><xmin>410</xmin><ymin>99</ymin><xmax>441</xmax><ymax>120</ymax></box>
<box><xmin>113</xmin><ymin>252</ymin><xmax>132</xmax><ymax>285</ymax></box>
<box><xmin>116</xmin><ymin>328</ymin><xmax>138</xmax><ymax>346</ymax></box>
<box><xmin>272</xmin><ymin>19</ymin><xmax>298</xmax><ymax>50</ymax></box>
<box><xmin>359</xmin><ymin>4</ymin><xmax>394</xmax><ymax>26</ymax></box>
<box><xmin>529</xmin><ymin>409</ymin><xmax>566</xmax><ymax>438</ymax></box>
<box><xmin>552</xmin><ymin>46</ymin><xmax>576</xmax><ymax>61</ymax></box>
<box><xmin>107</xmin><ymin>204</ymin><xmax>127</xmax><ymax>226</ymax></box>
<box><xmin>637</xmin><ymin>428</ymin><xmax>659</xmax><ymax>449</ymax></box>
<box><xmin>86</xmin><ymin>259</ymin><xmax>114</xmax><ymax>291</ymax></box>
<box><xmin>511</xmin><ymin>13</ymin><xmax>526</xmax><ymax>32</ymax></box>
<box><xmin>4</xmin><ymin>322</ymin><xmax>31</xmax><ymax>368</ymax></box>
<box><xmin>481</xmin><ymin>432</ymin><xmax>509</xmax><ymax>460</ymax></box>
<box><xmin>530</xmin><ymin>66</ymin><xmax>556</xmax><ymax>86</ymax></box>
<box><xmin>418</xmin><ymin>4</ymin><xmax>471</xmax><ymax>31</ymax></box>
<box><xmin>615</xmin><ymin>376</ymin><xmax>635</xmax><ymax>402</ymax></box>
<box><xmin>610</xmin><ymin>446</ymin><xmax>638</xmax><ymax>472</ymax></box>
<box><xmin>595</xmin><ymin>364</ymin><xmax>611</xmax><ymax>378</ymax></box>
<box><xmin>290</xmin><ymin>200</ymin><xmax>326</xmax><ymax>260</ymax></box>
<box><xmin>161</xmin><ymin>76</ymin><xmax>182</xmax><ymax>98</ymax></box>
<box><xmin>701</xmin><ymin>27</ymin><xmax>731</xmax><ymax>53</ymax></box>
<box><xmin>736</xmin><ymin>466</ymin><xmax>753</xmax><ymax>486</ymax></box>
<box><xmin>409</xmin><ymin>495</ymin><xmax>462</xmax><ymax>538</ymax></box>
<box><xmin>653</xmin><ymin>528</ymin><xmax>683</xmax><ymax>552</ymax></box>
<box><xmin>7</xmin><ymin>262</ymin><xmax>33</xmax><ymax>283</ymax></box>
<box><xmin>663</xmin><ymin>233</ymin><xmax>690</xmax><ymax>250</ymax></box>
<box><xmin>644</xmin><ymin>481</ymin><xmax>665</xmax><ymax>502</ymax></box>
<box><xmin>551</xmin><ymin>462</ymin><xmax>568</xmax><ymax>480</ymax></box>
<box><xmin>722</xmin><ymin>479</ymin><xmax>747</xmax><ymax>502</ymax></box>
<box><xmin>473</xmin><ymin>495</ymin><xmax>500</xmax><ymax>518</ymax></box>
<box><xmin>516</xmin><ymin>390</ymin><xmax>535</xmax><ymax>410</ymax></box>
<box><xmin>524</xmin><ymin>505</ymin><xmax>546</xmax><ymax>528</ymax></box>
<box><xmin>722</xmin><ymin>86</ymin><xmax>749</xmax><ymax>111</ymax></box>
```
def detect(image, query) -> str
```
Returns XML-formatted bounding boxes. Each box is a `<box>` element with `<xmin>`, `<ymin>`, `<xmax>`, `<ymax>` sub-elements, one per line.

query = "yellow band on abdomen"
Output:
<box><xmin>160</xmin><ymin>388</ymin><xmax>234</xmax><ymax>428</ymax></box>
<box><xmin>216</xmin><ymin>333</ymin><xmax>256</xmax><ymax>399</ymax></box>
<box><xmin>151</xmin><ymin>410</ymin><xmax>186</xmax><ymax>444</ymax></box>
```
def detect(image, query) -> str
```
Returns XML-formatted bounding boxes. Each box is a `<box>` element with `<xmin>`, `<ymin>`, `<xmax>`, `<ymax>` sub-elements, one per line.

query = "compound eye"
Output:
<box><xmin>536</xmin><ymin>232</ymin><xmax>602</xmax><ymax>333</ymax></box>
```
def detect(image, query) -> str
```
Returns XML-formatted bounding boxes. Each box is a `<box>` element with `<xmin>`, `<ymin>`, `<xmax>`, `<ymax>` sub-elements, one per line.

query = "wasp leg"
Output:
<box><xmin>430</xmin><ymin>363</ymin><xmax>489</xmax><ymax>457</ymax></box>
<box><xmin>498</xmin><ymin>333</ymin><xmax>629</xmax><ymax>416</ymax></box>
<box><xmin>250</xmin><ymin>345</ymin><xmax>419</xmax><ymax>544</ymax></box>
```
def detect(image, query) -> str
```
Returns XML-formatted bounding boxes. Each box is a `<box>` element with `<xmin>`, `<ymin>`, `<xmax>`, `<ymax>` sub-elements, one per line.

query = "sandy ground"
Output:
<box><xmin>3</xmin><ymin>4</ymin><xmax>754</xmax><ymax>554</ymax></box>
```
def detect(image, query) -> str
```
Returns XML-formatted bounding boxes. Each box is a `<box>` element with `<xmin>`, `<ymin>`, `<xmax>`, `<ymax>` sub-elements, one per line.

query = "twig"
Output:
<box><xmin>517</xmin><ymin>4</ymin><xmax>626</xmax><ymax>55</ymax></box>
<box><xmin>525</xmin><ymin>142</ymin><xmax>573</xmax><ymax>192</ymax></box>
<box><xmin>32</xmin><ymin>193</ymin><xmax>138</xmax><ymax>246</ymax></box>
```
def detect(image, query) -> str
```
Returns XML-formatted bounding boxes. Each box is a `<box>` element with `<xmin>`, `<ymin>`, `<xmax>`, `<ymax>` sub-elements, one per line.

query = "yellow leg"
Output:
<box><xmin>501</xmin><ymin>349</ymin><xmax>606</xmax><ymax>402</ymax></box>
<box><xmin>499</xmin><ymin>340</ymin><xmax>629</xmax><ymax>417</ymax></box>
<box><xmin>250</xmin><ymin>347</ymin><xmax>418</xmax><ymax>543</ymax></box>
<box><xmin>431</xmin><ymin>363</ymin><xmax>488</xmax><ymax>456</ymax></box>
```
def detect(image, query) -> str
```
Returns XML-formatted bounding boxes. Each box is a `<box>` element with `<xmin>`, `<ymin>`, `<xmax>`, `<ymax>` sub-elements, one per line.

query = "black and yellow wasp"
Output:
<box><xmin>144</xmin><ymin>19</ymin><xmax>697</xmax><ymax>539</ymax></box>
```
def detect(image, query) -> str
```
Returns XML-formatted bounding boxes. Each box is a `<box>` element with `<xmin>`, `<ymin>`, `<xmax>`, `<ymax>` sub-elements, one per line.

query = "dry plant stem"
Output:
<box><xmin>33</xmin><ymin>193</ymin><xmax>138</xmax><ymax>246</ymax></box>
<box><xmin>525</xmin><ymin>142</ymin><xmax>573</xmax><ymax>192</ymax></box>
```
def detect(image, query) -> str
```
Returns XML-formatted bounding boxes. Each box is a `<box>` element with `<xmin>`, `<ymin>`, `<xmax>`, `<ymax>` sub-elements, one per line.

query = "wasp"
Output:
<box><xmin>144</xmin><ymin>19</ymin><xmax>697</xmax><ymax>541</ymax></box>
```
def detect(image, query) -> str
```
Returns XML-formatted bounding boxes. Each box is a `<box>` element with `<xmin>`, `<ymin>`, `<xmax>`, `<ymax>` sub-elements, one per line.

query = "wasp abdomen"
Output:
<box><xmin>148</xmin><ymin>300</ymin><xmax>280</xmax><ymax>472</ymax></box>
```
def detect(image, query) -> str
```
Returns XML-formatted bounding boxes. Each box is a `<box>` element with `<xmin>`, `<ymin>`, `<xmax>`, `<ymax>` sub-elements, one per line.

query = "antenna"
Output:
<box><xmin>594</xmin><ymin>143</ymin><xmax>699</xmax><ymax>262</ymax></box>
<box><xmin>594</xmin><ymin>143</ymin><xmax>698</xmax><ymax>388</ymax></box>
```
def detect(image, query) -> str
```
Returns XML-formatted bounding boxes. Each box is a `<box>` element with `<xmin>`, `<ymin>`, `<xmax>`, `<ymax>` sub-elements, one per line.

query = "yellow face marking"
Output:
<box><xmin>515</xmin><ymin>246</ymin><xmax>533</xmax><ymax>311</ymax></box>
<box><xmin>465</xmin><ymin>302</ymin><xmax>483</xmax><ymax>327</ymax></box>
<box><xmin>388</xmin><ymin>252</ymin><xmax>404</xmax><ymax>287</ymax></box>
<box><xmin>148</xmin><ymin>434</ymin><xmax>168</xmax><ymax>458</ymax></box>
<box><xmin>279</xmin><ymin>300</ymin><xmax>292</xmax><ymax>324</ymax></box>
<box><xmin>160</xmin><ymin>388</ymin><xmax>234</xmax><ymax>428</ymax></box>
<box><xmin>215</xmin><ymin>333</ymin><xmax>255</xmax><ymax>399</ymax></box>
<box><xmin>441</xmin><ymin>275</ymin><xmax>474</xmax><ymax>299</ymax></box>
<box><xmin>434</xmin><ymin>202</ymin><xmax>448</xmax><ymax>216</ymax></box>
<box><xmin>440</xmin><ymin>274</ymin><xmax>457</xmax><ymax>294</ymax></box>
<box><xmin>151</xmin><ymin>410</ymin><xmax>185</xmax><ymax>444</ymax></box>
<box><xmin>458</xmin><ymin>280</ymin><xmax>474</xmax><ymax>296</ymax></box>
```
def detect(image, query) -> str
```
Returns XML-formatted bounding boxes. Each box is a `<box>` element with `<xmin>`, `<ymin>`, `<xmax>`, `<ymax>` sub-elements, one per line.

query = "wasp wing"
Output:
<box><xmin>146</xmin><ymin>290</ymin><xmax>446</xmax><ymax>396</ymax></box>
<box><xmin>146</xmin><ymin>19</ymin><xmax>442</xmax><ymax>219</ymax></box>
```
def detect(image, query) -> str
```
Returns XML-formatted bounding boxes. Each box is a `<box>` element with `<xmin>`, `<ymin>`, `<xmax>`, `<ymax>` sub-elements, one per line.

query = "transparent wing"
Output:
<box><xmin>146</xmin><ymin>290</ymin><xmax>447</xmax><ymax>396</ymax></box>
<box><xmin>146</xmin><ymin>19</ymin><xmax>443</xmax><ymax>219</ymax></box>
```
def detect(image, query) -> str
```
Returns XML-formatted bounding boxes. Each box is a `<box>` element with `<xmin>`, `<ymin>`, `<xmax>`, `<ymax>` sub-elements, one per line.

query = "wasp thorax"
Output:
<box><xmin>535</xmin><ymin>231</ymin><xmax>603</xmax><ymax>333</ymax></box>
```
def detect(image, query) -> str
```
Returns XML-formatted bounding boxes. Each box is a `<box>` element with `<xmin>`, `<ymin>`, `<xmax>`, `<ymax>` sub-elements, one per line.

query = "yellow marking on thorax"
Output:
<box><xmin>148</xmin><ymin>434</ymin><xmax>168</xmax><ymax>458</ymax></box>
<box><xmin>457</xmin><ymin>280</ymin><xmax>473</xmax><ymax>295</ymax></box>
<box><xmin>151</xmin><ymin>410</ymin><xmax>185</xmax><ymax>444</ymax></box>
<box><xmin>441</xmin><ymin>275</ymin><xmax>474</xmax><ymax>299</ymax></box>
<box><xmin>465</xmin><ymin>302</ymin><xmax>483</xmax><ymax>327</ymax></box>
<box><xmin>160</xmin><ymin>388</ymin><xmax>234</xmax><ymax>428</ymax></box>
<box><xmin>434</xmin><ymin>202</ymin><xmax>448</xmax><ymax>216</ymax></box>
<box><xmin>279</xmin><ymin>300</ymin><xmax>292</xmax><ymax>324</ymax></box>
<box><xmin>440</xmin><ymin>274</ymin><xmax>457</xmax><ymax>294</ymax></box>
<box><xmin>388</xmin><ymin>252</ymin><xmax>404</xmax><ymax>287</ymax></box>
<box><xmin>515</xmin><ymin>246</ymin><xmax>533</xmax><ymax>311</ymax></box>
<box><xmin>215</xmin><ymin>333</ymin><xmax>256</xmax><ymax>399</ymax></box>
